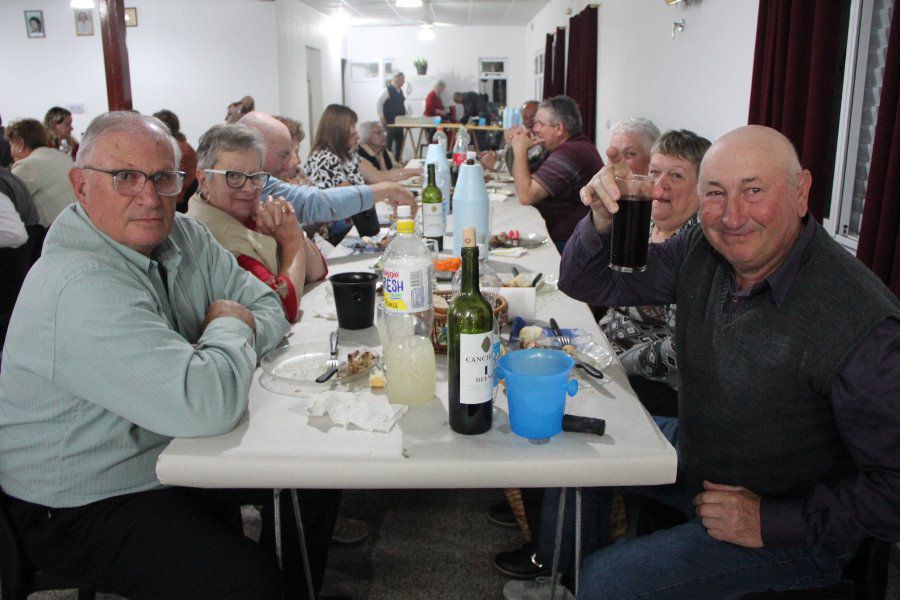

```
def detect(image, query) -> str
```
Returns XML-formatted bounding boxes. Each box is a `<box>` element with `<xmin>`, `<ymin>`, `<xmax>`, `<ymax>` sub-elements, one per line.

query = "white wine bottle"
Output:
<box><xmin>422</xmin><ymin>163</ymin><xmax>445</xmax><ymax>251</ymax></box>
<box><xmin>448</xmin><ymin>227</ymin><xmax>495</xmax><ymax>434</ymax></box>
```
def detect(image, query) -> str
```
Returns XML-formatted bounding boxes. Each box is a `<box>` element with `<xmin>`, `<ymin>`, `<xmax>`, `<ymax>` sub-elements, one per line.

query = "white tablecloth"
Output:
<box><xmin>156</xmin><ymin>193</ymin><xmax>677</xmax><ymax>490</ymax></box>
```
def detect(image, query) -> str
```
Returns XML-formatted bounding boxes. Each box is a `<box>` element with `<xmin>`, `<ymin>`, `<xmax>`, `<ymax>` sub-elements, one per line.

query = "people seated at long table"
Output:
<box><xmin>357</xmin><ymin>120</ymin><xmax>420</xmax><ymax>184</ymax></box>
<box><xmin>239</xmin><ymin>110</ymin><xmax>415</xmax><ymax>228</ymax></box>
<box><xmin>509</xmin><ymin>95</ymin><xmax>603</xmax><ymax>252</ymax></box>
<box><xmin>549</xmin><ymin>124</ymin><xmax>900</xmax><ymax>599</ymax></box>
<box><xmin>6</xmin><ymin>118</ymin><xmax>78</xmax><ymax>228</ymax></box>
<box><xmin>187</xmin><ymin>123</ymin><xmax>327</xmax><ymax>323</ymax></box>
<box><xmin>600</xmin><ymin>128</ymin><xmax>709</xmax><ymax>416</ymax></box>
<box><xmin>0</xmin><ymin>111</ymin><xmax>314</xmax><ymax>599</ymax></box>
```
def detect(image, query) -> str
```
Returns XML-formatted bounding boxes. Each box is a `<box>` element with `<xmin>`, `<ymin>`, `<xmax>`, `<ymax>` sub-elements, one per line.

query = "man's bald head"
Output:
<box><xmin>239</xmin><ymin>111</ymin><xmax>297</xmax><ymax>180</ymax></box>
<box><xmin>704</xmin><ymin>125</ymin><xmax>802</xmax><ymax>182</ymax></box>
<box><xmin>697</xmin><ymin>125</ymin><xmax>812</xmax><ymax>289</ymax></box>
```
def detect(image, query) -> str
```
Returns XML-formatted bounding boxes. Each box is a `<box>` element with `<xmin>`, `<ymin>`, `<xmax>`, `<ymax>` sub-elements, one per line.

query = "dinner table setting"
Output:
<box><xmin>155</xmin><ymin>167</ymin><xmax>677</xmax><ymax>597</ymax></box>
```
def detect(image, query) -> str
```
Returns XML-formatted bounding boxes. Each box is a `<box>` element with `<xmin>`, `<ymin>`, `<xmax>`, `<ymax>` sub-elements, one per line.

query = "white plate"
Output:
<box><xmin>499</xmin><ymin>272</ymin><xmax>558</xmax><ymax>294</ymax></box>
<box><xmin>490</xmin><ymin>232</ymin><xmax>549</xmax><ymax>249</ymax></box>
<box><xmin>260</xmin><ymin>344</ymin><xmax>379</xmax><ymax>392</ymax></box>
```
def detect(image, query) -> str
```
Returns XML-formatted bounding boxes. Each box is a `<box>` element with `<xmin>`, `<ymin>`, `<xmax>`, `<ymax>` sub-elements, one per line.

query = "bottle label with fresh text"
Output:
<box><xmin>383</xmin><ymin>264</ymin><xmax>432</xmax><ymax>313</ymax></box>
<box><xmin>458</xmin><ymin>332</ymin><xmax>496</xmax><ymax>404</ymax></box>
<box><xmin>422</xmin><ymin>203</ymin><xmax>445</xmax><ymax>238</ymax></box>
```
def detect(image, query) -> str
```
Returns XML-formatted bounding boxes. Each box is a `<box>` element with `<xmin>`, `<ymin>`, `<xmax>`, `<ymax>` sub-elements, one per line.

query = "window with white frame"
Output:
<box><xmin>535</xmin><ymin>52</ymin><xmax>544</xmax><ymax>100</ymax></box>
<box><xmin>828</xmin><ymin>0</ymin><xmax>894</xmax><ymax>250</ymax></box>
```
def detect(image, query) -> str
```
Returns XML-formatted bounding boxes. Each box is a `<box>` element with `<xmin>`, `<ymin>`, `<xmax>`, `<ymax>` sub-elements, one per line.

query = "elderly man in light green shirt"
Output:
<box><xmin>0</xmin><ymin>112</ymin><xmax>297</xmax><ymax>599</ymax></box>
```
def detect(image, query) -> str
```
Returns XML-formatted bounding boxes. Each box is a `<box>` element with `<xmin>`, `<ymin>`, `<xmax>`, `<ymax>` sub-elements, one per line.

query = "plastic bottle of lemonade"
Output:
<box><xmin>381</xmin><ymin>212</ymin><xmax>436</xmax><ymax>406</ymax></box>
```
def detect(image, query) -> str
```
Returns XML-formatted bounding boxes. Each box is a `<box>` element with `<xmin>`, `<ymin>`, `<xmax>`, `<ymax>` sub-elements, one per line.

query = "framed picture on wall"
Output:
<box><xmin>383</xmin><ymin>59</ymin><xmax>397</xmax><ymax>78</ymax></box>
<box><xmin>125</xmin><ymin>7</ymin><xmax>138</xmax><ymax>27</ymax></box>
<box><xmin>74</xmin><ymin>9</ymin><xmax>94</xmax><ymax>36</ymax></box>
<box><xmin>25</xmin><ymin>10</ymin><xmax>45</xmax><ymax>38</ymax></box>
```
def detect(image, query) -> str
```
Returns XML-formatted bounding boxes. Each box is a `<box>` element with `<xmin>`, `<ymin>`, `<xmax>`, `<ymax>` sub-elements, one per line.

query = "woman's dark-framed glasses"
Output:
<box><xmin>82</xmin><ymin>167</ymin><xmax>186</xmax><ymax>197</ymax></box>
<box><xmin>203</xmin><ymin>169</ymin><xmax>270</xmax><ymax>190</ymax></box>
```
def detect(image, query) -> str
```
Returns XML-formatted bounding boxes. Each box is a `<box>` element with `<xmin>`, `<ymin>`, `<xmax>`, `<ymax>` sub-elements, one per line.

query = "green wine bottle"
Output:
<box><xmin>448</xmin><ymin>227</ymin><xmax>495</xmax><ymax>434</ymax></box>
<box><xmin>422</xmin><ymin>163</ymin><xmax>444</xmax><ymax>251</ymax></box>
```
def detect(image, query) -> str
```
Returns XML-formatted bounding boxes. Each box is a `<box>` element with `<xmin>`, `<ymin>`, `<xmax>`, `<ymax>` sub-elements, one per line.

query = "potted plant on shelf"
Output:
<box><xmin>413</xmin><ymin>57</ymin><xmax>428</xmax><ymax>76</ymax></box>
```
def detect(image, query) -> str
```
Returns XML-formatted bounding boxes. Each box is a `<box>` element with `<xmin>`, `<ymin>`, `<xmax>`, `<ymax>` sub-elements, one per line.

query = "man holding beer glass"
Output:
<box><xmin>554</xmin><ymin>125</ymin><xmax>900</xmax><ymax>598</ymax></box>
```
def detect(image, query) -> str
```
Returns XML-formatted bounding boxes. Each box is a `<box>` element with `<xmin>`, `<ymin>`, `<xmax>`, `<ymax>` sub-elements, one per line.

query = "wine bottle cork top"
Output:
<box><xmin>462</xmin><ymin>227</ymin><xmax>476</xmax><ymax>248</ymax></box>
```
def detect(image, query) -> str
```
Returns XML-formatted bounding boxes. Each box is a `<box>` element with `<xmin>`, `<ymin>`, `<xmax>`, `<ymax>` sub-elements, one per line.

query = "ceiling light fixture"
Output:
<box><xmin>417</xmin><ymin>24</ymin><xmax>436</xmax><ymax>41</ymax></box>
<box><xmin>396</xmin><ymin>0</ymin><xmax>423</xmax><ymax>8</ymax></box>
<box><xmin>70</xmin><ymin>0</ymin><xmax>95</xmax><ymax>8</ymax></box>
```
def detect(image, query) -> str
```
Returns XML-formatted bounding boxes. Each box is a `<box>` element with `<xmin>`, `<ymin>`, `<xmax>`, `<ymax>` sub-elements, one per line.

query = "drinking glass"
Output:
<box><xmin>610</xmin><ymin>174</ymin><xmax>655</xmax><ymax>272</ymax></box>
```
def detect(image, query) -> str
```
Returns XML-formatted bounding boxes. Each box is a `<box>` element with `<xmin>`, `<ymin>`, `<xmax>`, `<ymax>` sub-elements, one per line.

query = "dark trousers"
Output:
<box><xmin>385</xmin><ymin>124</ymin><xmax>404</xmax><ymax>160</ymax></box>
<box><xmin>7</xmin><ymin>487</ymin><xmax>340</xmax><ymax>600</ymax></box>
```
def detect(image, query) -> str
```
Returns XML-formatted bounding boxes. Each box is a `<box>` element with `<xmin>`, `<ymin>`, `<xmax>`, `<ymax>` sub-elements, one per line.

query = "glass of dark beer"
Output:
<box><xmin>610</xmin><ymin>174</ymin><xmax>655</xmax><ymax>272</ymax></box>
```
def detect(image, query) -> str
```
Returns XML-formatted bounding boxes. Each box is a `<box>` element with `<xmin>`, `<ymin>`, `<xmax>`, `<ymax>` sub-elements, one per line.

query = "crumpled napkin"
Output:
<box><xmin>489</xmin><ymin>247</ymin><xmax>528</xmax><ymax>258</ymax></box>
<box><xmin>489</xmin><ymin>192</ymin><xmax>508</xmax><ymax>203</ymax></box>
<box><xmin>308</xmin><ymin>390</ymin><xmax>408</xmax><ymax>432</ymax></box>
<box><xmin>314</xmin><ymin>285</ymin><xmax>338</xmax><ymax>320</ymax></box>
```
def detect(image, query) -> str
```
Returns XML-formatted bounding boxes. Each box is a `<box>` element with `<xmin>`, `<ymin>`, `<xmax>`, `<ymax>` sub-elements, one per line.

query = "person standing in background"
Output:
<box><xmin>424</xmin><ymin>80</ymin><xmax>449</xmax><ymax>119</ymax></box>
<box><xmin>377</xmin><ymin>72</ymin><xmax>409</xmax><ymax>159</ymax></box>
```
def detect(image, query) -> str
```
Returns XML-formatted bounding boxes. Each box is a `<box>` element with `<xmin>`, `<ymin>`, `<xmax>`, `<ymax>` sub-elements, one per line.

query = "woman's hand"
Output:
<box><xmin>255</xmin><ymin>196</ymin><xmax>302</xmax><ymax>250</ymax></box>
<box><xmin>398</xmin><ymin>167</ymin><xmax>421</xmax><ymax>180</ymax></box>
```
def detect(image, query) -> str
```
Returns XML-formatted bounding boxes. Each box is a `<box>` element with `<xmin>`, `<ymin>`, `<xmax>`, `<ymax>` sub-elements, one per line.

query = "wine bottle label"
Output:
<box><xmin>383</xmin><ymin>263</ymin><xmax>432</xmax><ymax>313</ymax></box>
<box><xmin>458</xmin><ymin>332</ymin><xmax>496</xmax><ymax>405</ymax></box>
<box><xmin>422</xmin><ymin>203</ymin><xmax>445</xmax><ymax>237</ymax></box>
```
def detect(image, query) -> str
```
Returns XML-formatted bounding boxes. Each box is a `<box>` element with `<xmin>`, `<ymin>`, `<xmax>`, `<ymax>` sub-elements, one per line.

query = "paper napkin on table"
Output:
<box><xmin>489</xmin><ymin>247</ymin><xmax>528</xmax><ymax>258</ymax></box>
<box><xmin>489</xmin><ymin>192</ymin><xmax>508</xmax><ymax>203</ymax></box>
<box><xmin>308</xmin><ymin>390</ymin><xmax>408</xmax><ymax>433</ymax></box>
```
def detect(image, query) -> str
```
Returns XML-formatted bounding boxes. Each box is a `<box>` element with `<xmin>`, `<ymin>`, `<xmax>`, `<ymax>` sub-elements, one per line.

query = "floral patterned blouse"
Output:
<box><xmin>303</xmin><ymin>149</ymin><xmax>365</xmax><ymax>189</ymax></box>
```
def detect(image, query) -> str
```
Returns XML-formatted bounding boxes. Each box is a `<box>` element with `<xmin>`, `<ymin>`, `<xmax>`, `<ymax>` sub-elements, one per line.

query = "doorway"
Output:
<box><xmin>306</xmin><ymin>46</ymin><xmax>323</xmax><ymax>143</ymax></box>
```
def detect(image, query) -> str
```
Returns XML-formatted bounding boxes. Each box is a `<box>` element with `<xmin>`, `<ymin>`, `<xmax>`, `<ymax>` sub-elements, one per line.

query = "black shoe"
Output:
<box><xmin>493</xmin><ymin>542</ymin><xmax>551</xmax><ymax>579</ymax></box>
<box><xmin>488</xmin><ymin>501</ymin><xmax>519</xmax><ymax>529</ymax></box>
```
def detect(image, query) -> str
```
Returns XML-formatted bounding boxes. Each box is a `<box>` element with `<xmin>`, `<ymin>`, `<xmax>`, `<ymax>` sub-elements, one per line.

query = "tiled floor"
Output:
<box><xmin>16</xmin><ymin>490</ymin><xmax>900</xmax><ymax>599</ymax></box>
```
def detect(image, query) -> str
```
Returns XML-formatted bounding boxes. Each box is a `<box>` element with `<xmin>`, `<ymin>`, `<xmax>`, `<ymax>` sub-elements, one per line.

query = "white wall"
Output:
<box><xmin>0</xmin><ymin>0</ymin><xmax>344</xmax><ymax>153</ymax></box>
<box><xmin>525</xmin><ymin>0</ymin><xmax>759</xmax><ymax>148</ymax></box>
<box><xmin>275</xmin><ymin>0</ymin><xmax>346</xmax><ymax>158</ymax></box>
<box><xmin>344</xmin><ymin>26</ymin><xmax>529</xmax><ymax>123</ymax></box>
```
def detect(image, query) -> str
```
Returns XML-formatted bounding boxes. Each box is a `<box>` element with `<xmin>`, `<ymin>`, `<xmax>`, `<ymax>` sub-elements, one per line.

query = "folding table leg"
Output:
<box><xmin>549</xmin><ymin>486</ymin><xmax>567</xmax><ymax>600</ymax></box>
<box><xmin>290</xmin><ymin>489</ymin><xmax>316</xmax><ymax>600</ymax></box>
<box><xmin>273</xmin><ymin>488</ymin><xmax>282</xmax><ymax>570</ymax></box>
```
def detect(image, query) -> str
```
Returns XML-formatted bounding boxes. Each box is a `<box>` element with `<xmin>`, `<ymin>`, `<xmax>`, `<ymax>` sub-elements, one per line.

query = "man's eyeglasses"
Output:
<box><xmin>82</xmin><ymin>167</ymin><xmax>186</xmax><ymax>197</ymax></box>
<box><xmin>203</xmin><ymin>169</ymin><xmax>270</xmax><ymax>190</ymax></box>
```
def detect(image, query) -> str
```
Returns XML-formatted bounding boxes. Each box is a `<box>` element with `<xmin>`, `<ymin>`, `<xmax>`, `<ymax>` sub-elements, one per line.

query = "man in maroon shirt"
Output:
<box><xmin>509</xmin><ymin>95</ymin><xmax>602</xmax><ymax>251</ymax></box>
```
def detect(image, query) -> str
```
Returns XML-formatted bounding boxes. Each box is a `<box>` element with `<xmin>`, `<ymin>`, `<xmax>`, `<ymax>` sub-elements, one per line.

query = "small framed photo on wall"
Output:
<box><xmin>74</xmin><ymin>9</ymin><xmax>94</xmax><ymax>36</ymax></box>
<box><xmin>25</xmin><ymin>10</ymin><xmax>45</xmax><ymax>38</ymax></box>
<box><xmin>124</xmin><ymin>7</ymin><xmax>138</xmax><ymax>27</ymax></box>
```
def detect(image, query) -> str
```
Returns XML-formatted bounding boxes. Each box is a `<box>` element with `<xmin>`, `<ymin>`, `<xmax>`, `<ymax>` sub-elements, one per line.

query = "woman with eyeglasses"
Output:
<box><xmin>356</xmin><ymin>120</ymin><xmax>420</xmax><ymax>184</ymax></box>
<box><xmin>187</xmin><ymin>123</ymin><xmax>326</xmax><ymax>322</ymax></box>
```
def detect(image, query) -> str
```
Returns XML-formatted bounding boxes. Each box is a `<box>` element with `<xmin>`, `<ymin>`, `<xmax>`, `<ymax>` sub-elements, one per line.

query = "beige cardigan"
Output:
<box><xmin>186</xmin><ymin>193</ymin><xmax>280</xmax><ymax>275</ymax></box>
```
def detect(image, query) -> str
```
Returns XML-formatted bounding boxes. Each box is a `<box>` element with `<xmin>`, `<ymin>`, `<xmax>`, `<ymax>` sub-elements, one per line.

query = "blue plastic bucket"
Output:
<box><xmin>497</xmin><ymin>349</ymin><xmax>578</xmax><ymax>439</ymax></box>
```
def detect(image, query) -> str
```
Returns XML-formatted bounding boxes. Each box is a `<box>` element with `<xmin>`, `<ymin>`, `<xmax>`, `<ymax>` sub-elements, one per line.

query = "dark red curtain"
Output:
<box><xmin>542</xmin><ymin>34</ymin><xmax>553</xmax><ymax>100</ymax></box>
<box><xmin>565</xmin><ymin>6</ymin><xmax>598</xmax><ymax>142</ymax></box>
<box><xmin>748</xmin><ymin>0</ymin><xmax>850</xmax><ymax>221</ymax></box>
<box><xmin>551</xmin><ymin>27</ymin><xmax>566</xmax><ymax>97</ymax></box>
<box><xmin>857</xmin><ymin>7</ymin><xmax>900</xmax><ymax>297</ymax></box>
